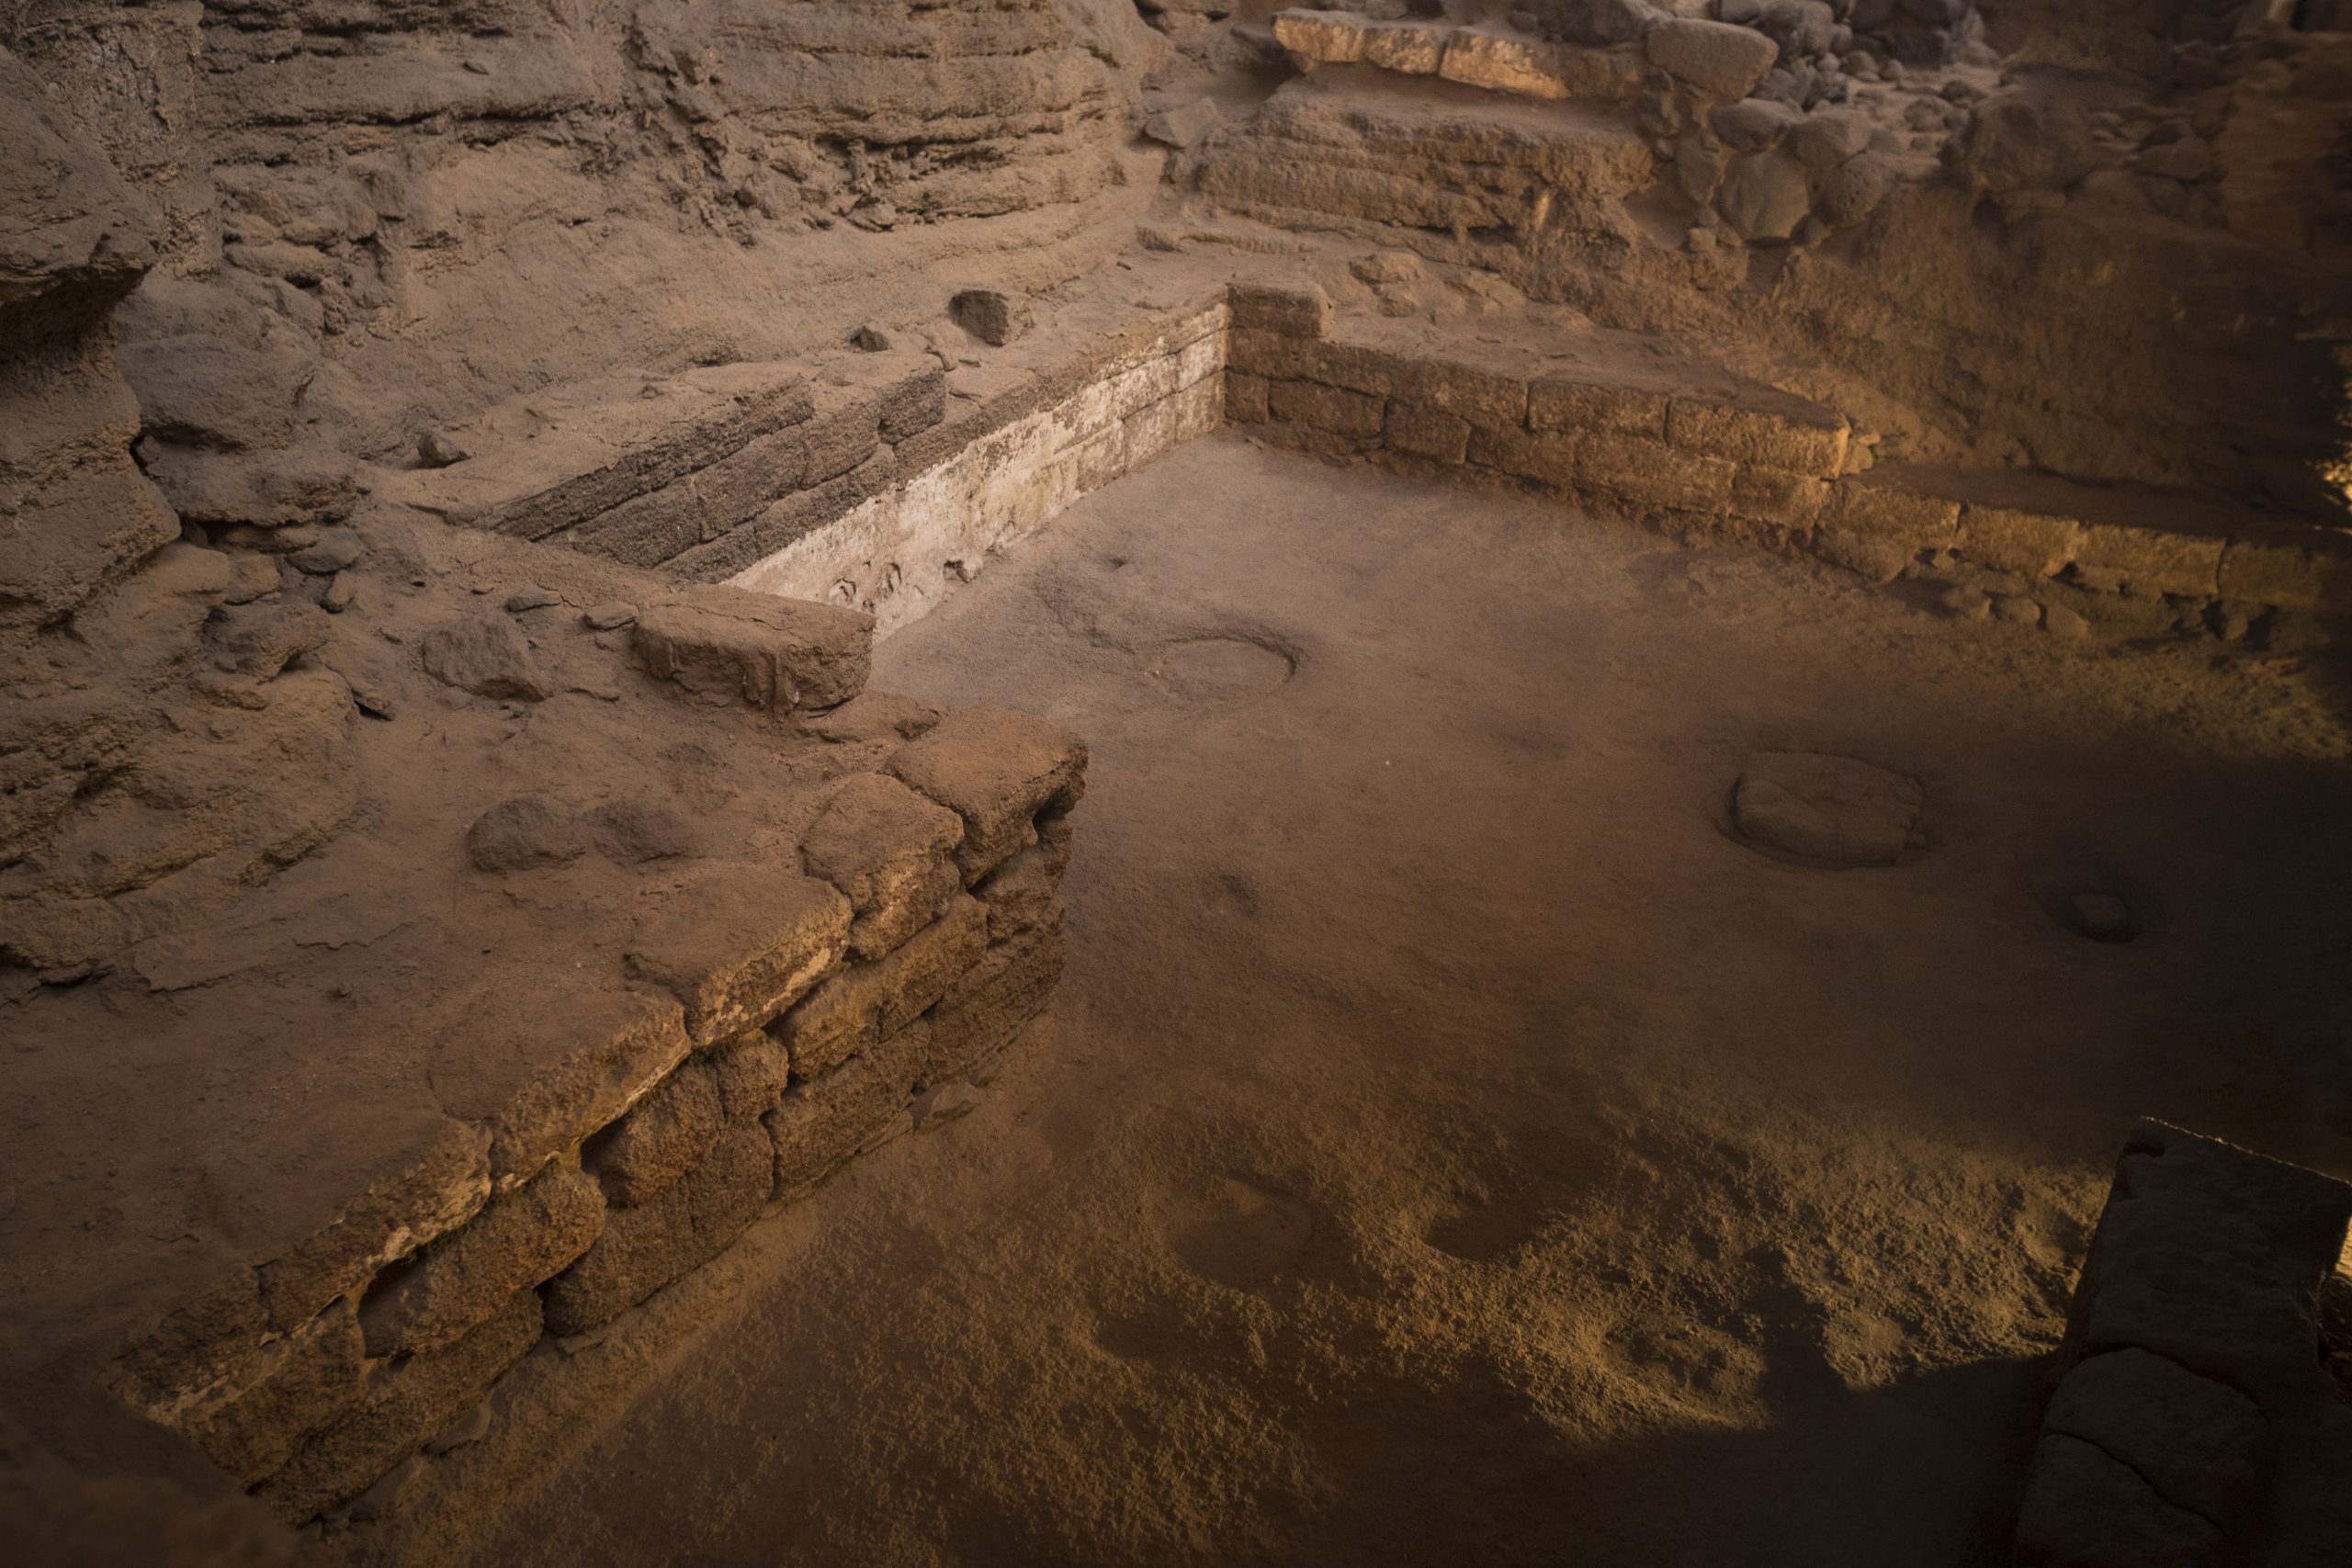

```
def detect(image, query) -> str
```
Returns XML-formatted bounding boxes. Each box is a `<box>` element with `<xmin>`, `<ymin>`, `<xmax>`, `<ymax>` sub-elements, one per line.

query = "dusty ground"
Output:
<box><xmin>365</xmin><ymin>434</ymin><xmax>2351</xmax><ymax>1568</ymax></box>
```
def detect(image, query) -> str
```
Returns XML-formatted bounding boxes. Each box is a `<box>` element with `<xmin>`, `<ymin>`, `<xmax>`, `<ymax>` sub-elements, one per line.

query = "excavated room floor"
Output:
<box><xmin>358</xmin><ymin>434</ymin><xmax>2352</xmax><ymax>1568</ymax></box>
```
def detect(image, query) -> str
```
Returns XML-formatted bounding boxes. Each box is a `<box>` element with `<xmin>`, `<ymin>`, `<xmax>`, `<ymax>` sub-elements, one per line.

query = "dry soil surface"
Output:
<box><xmin>368</xmin><ymin>434</ymin><xmax>2352</xmax><ymax>1568</ymax></box>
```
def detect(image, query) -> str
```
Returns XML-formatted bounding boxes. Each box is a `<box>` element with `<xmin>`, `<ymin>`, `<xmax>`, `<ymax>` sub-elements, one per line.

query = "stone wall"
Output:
<box><xmin>2014</xmin><ymin>1121</ymin><xmax>2352</xmax><ymax>1568</ymax></box>
<box><xmin>1226</xmin><ymin>280</ymin><xmax>2352</xmax><ymax>638</ymax></box>
<box><xmin>110</xmin><ymin>701</ymin><xmax>1085</xmax><ymax>1525</ymax></box>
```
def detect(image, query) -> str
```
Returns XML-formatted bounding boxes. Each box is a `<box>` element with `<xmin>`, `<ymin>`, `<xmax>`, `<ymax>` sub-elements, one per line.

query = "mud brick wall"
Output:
<box><xmin>716</xmin><ymin>301</ymin><xmax>1228</xmax><ymax>636</ymax></box>
<box><xmin>2014</xmin><ymin>1121</ymin><xmax>2352</xmax><ymax>1568</ymax></box>
<box><xmin>1227</xmin><ymin>282</ymin><xmax>2352</xmax><ymax>636</ymax></box>
<box><xmin>110</xmin><ymin>705</ymin><xmax>1085</xmax><ymax>1524</ymax></box>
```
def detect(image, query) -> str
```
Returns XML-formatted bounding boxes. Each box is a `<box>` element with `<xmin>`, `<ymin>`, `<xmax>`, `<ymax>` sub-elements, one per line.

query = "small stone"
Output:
<box><xmin>2041</xmin><ymin>602</ymin><xmax>2090</xmax><ymax>637</ymax></box>
<box><xmin>582</xmin><ymin>602</ymin><xmax>639</xmax><ymax>631</ymax></box>
<box><xmin>846</xmin><ymin>325</ymin><xmax>891</xmax><ymax>352</ymax></box>
<box><xmin>1733</xmin><ymin>751</ymin><xmax>1926</xmax><ymax>868</ymax></box>
<box><xmin>1992</xmin><ymin>592</ymin><xmax>2040</xmax><ymax>625</ymax></box>
<box><xmin>503</xmin><ymin>587</ymin><xmax>561</xmax><ymax>614</ymax></box>
<box><xmin>421</xmin><ymin>613</ymin><xmax>556</xmax><ymax>702</ymax></box>
<box><xmin>587</xmin><ymin>797</ymin><xmax>699</xmax><ymax>863</ymax></box>
<box><xmin>289</xmin><ymin>530</ymin><xmax>364</xmax><ymax>576</ymax></box>
<box><xmin>948</xmin><ymin>288</ymin><xmax>1033</xmax><ymax>348</ymax></box>
<box><xmin>2067</xmin><ymin>893</ymin><xmax>2140</xmax><ymax>943</ymax></box>
<box><xmin>1349</xmin><ymin>250</ymin><xmax>1425</xmax><ymax>286</ymax></box>
<box><xmin>467</xmin><ymin>795</ymin><xmax>583</xmax><ymax>874</ymax></box>
<box><xmin>1716</xmin><ymin>151</ymin><xmax>1812</xmax><ymax>242</ymax></box>
<box><xmin>1816</xmin><ymin>152</ymin><xmax>1897</xmax><ymax>229</ymax></box>
<box><xmin>1712</xmin><ymin>97</ymin><xmax>1801</xmax><ymax>152</ymax></box>
<box><xmin>1687</xmin><ymin>226</ymin><xmax>1717</xmax><ymax>254</ymax></box>
<box><xmin>1142</xmin><ymin>100</ymin><xmax>1219</xmax><ymax>150</ymax></box>
<box><xmin>417</xmin><ymin>430</ymin><xmax>472</xmax><ymax>468</ymax></box>
<box><xmin>1646</xmin><ymin>18</ymin><xmax>1781</xmax><ymax>101</ymax></box>
<box><xmin>424</xmin><ymin>1402</ymin><xmax>493</xmax><ymax>1457</ymax></box>
<box><xmin>321</xmin><ymin>573</ymin><xmax>358</xmax><ymax>615</ymax></box>
<box><xmin>554</xmin><ymin>1328</ymin><xmax>604</xmax><ymax>1356</ymax></box>
<box><xmin>1933</xmin><ymin>582</ymin><xmax>1991</xmax><ymax>620</ymax></box>
<box><xmin>913</xmin><ymin>1081</ymin><xmax>985</xmax><ymax>1130</ymax></box>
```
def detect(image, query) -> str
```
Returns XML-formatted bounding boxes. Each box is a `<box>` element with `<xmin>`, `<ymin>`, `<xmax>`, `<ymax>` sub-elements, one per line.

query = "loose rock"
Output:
<box><xmin>1732</xmin><ymin>751</ymin><xmax>1926</xmax><ymax>867</ymax></box>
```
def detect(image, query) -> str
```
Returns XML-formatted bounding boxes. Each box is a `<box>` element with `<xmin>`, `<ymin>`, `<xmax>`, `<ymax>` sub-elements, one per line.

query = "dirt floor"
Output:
<box><xmin>366</xmin><ymin>434</ymin><xmax>2352</xmax><ymax>1568</ymax></box>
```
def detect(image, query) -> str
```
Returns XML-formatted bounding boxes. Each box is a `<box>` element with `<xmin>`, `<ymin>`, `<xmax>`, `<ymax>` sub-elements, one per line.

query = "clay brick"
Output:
<box><xmin>1383</xmin><ymin>357</ymin><xmax>1526</xmax><ymax>431</ymax></box>
<box><xmin>583</xmin><ymin>1060</ymin><xmax>722</xmax><ymax>1208</ymax></box>
<box><xmin>800</xmin><ymin>773</ymin><xmax>966</xmax><ymax>961</ymax></box>
<box><xmin>709</xmin><ymin>1030</ymin><xmax>793</xmax><ymax>1121</ymax></box>
<box><xmin>2041</xmin><ymin>1348</ymin><xmax>2264</xmax><ymax>1526</ymax></box>
<box><xmin>1270</xmin><ymin>10</ymin><xmax>1368</xmax><ymax>65</ymax></box>
<box><xmin>357</xmin><ymin>1166</ymin><xmax>605</xmax><ymax>1356</ymax></box>
<box><xmin>254</xmin><ymin>1122</ymin><xmax>493</xmax><ymax>1331</ymax></box>
<box><xmin>2071</xmin><ymin>525</ymin><xmax>2223</xmax><ymax>600</ymax></box>
<box><xmin>1270</xmin><ymin>378</ymin><xmax>1385</xmax><ymax>439</ymax></box>
<box><xmin>2216</xmin><ymin>537</ymin><xmax>2352</xmax><ymax>612</ymax></box>
<box><xmin>801</xmin><ymin>397</ymin><xmax>883</xmax><ymax>487</ymax></box>
<box><xmin>767</xmin><ymin>1048</ymin><xmax>915</xmax><ymax>1194</ymax></box>
<box><xmin>256</xmin><ymin>1289</ymin><xmax>541</xmax><ymax>1524</ymax></box>
<box><xmin>629</xmin><ymin>585</ymin><xmax>873</xmax><ymax>713</ymax></box>
<box><xmin>1731</xmin><ymin>466</ymin><xmax>1830</xmax><ymax>527</ymax></box>
<box><xmin>887</xmin><ymin>704</ymin><xmax>1087</xmax><ymax>883</ymax></box>
<box><xmin>878</xmin><ymin>364</ymin><xmax>946</xmax><ymax>442</ymax></box>
<box><xmin>2016</xmin><ymin>1432</ymin><xmax>2222</xmax><ymax>1568</ymax></box>
<box><xmin>1385</xmin><ymin>402</ymin><xmax>1472</xmax><ymax>465</ymax></box>
<box><xmin>1228</xmin><ymin>281</ymin><xmax>1332</xmax><ymax>338</ymax></box>
<box><xmin>543</xmin><ymin>1122</ymin><xmax>774</xmax><ymax>1337</ymax></box>
<box><xmin>974</xmin><ymin>843</ymin><xmax>1067</xmax><ymax>942</ymax></box>
<box><xmin>1226</xmin><ymin>370</ymin><xmax>1271</xmax><ymax>424</ymax></box>
<box><xmin>922</xmin><ymin>921</ymin><xmax>1066</xmax><ymax>1088</ymax></box>
<box><xmin>1665</xmin><ymin>395</ymin><xmax>1849</xmax><ymax>477</ymax></box>
<box><xmin>1529</xmin><ymin>377</ymin><xmax>1669</xmax><ymax>439</ymax></box>
<box><xmin>184</xmin><ymin>1302</ymin><xmax>365</xmax><ymax>1488</ymax></box>
<box><xmin>626</xmin><ymin>870</ymin><xmax>852</xmax><ymax>1046</ymax></box>
<box><xmin>1960</xmin><ymin>503</ymin><xmax>2083</xmax><ymax>579</ymax></box>
<box><xmin>1227</xmin><ymin>327</ymin><xmax>1320</xmax><ymax>382</ymax></box>
<box><xmin>1816</xmin><ymin>480</ymin><xmax>1962</xmax><ymax>546</ymax></box>
<box><xmin>772</xmin><ymin>895</ymin><xmax>990</xmax><ymax>1078</ymax></box>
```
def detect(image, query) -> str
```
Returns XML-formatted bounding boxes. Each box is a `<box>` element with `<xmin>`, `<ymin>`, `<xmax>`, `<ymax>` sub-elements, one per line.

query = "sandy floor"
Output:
<box><xmin>382</xmin><ymin>435</ymin><xmax>2352</xmax><ymax>1568</ymax></box>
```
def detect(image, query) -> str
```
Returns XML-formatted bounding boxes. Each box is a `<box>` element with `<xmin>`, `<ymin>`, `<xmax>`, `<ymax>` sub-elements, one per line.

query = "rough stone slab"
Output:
<box><xmin>624</xmin><ymin>868</ymin><xmax>852</xmax><ymax>1046</ymax></box>
<box><xmin>922</xmin><ymin>921</ymin><xmax>1066</xmax><ymax>1089</ymax></box>
<box><xmin>357</xmin><ymin>1166</ymin><xmax>605</xmax><ymax>1357</ymax></box>
<box><xmin>1816</xmin><ymin>479</ymin><xmax>1962</xmax><ymax>546</ymax></box>
<box><xmin>2016</xmin><ymin>1433</ymin><xmax>2223</xmax><ymax>1568</ymax></box>
<box><xmin>1363</xmin><ymin>20</ymin><xmax>1447</xmax><ymax>73</ymax></box>
<box><xmin>1960</xmin><ymin>503</ymin><xmax>2083</xmax><ymax>579</ymax></box>
<box><xmin>886</xmin><ymin>705</ymin><xmax>1088</xmax><ymax>883</ymax></box>
<box><xmin>628</xmin><ymin>585</ymin><xmax>873</xmax><ymax>712</ymax></box>
<box><xmin>2064</xmin><ymin>1120</ymin><xmax>2352</xmax><ymax>1398</ymax></box>
<box><xmin>1733</xmin><ymin>751</ymin><xmax>1925</xmax><ymax>867</ymax></box>
<box><xmin>543</xmin><ymin>1122</ymin><xmax>774</xmax><ymax>1337</ymax></box>
<box><xmin>183</xmin><ymin>1302</ymin><xmax>364</xmax><ymax>1489</ymax></box>
<box><xmin>799</xmin><ymin>773</ymin><xmax>967</xmax><ymax>961</ymax></box>
<box><xmin>1228</xmin><ymin>282</ymin><xmax>1331</xmax><ymax>338</ymax></box>
<box><xmin>2042</xmin><ymin>1348</ymin><xmax>2265</xmax><ymax>1526</ymax></box>
<box><xmin>428</xmin><ymin>984</ymin><xmax>691</xmax><ymax>1188</ymax></box>
<box><xmin>974</xmin><ymin>843</ymin><xmax>1067</xmax><ymax>943</ymax></box>
<box><xmin>1271</xmin><ymin>9</ymin><xmax>1369</xmax><ymax>63</ymax></box>
<box><xmin>2215</xmin><ymin>539</ymin><xmax>2352</xmax><ymax>613</ymax></box>
<box><xmin>1271</xmin><ymin>377</ymin><xmax>1385</xmax><ymax>438</ymax></box>
<box><xmin>253</xmin><ymin>1122</ymin><xmax>493</xmax><ymax>1333</ymax></box>
<box><xmin>1528</xmin><ymin>377</ymin><xmax>1669</xmax><ymax>439</ymax></box>
<box><xmin>1645</xmin><ymin>17</ymin><xmax>1780</xmax><ymax>100</ymax></box>
<box><xmin>2072</xmin><ymin>525</ymin><xmax>2223</xmax><ymax>600</ymax></box>
<box><xmin>766</xmin><ymin>1051</ymin><xmax>913</xmax><ymax>1196</ymax></box>
<box><xmin>1665</xmin><ymin>395</ymin><xmax>1849</xmax><ymax>477</ymax></box>
<box><xmin>1440</xmin><ymin>30</ymin><xmax>1643</xmax><ymax>101</ymax></box>
<box><xmin>772</xmin><ymin>896</ymin><xmax>991</xmax><ymax>1079</ymax></box>
<box><xmin>583</xmin><ymin>1059</ymin><xmax>722</xmax><ymax>1209</ymax></box>
<box><xmin>256</xmin><ymin>1289</ymin><xmax>541</xmax><ymax>1524</ymax></box>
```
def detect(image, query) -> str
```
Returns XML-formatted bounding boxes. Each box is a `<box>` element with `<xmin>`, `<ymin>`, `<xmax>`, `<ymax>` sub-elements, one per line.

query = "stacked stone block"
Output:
<box><xmin>1228</xmin><ymin>281</ymin><xmax>2352</xmax><ymax>629</ymax></box>
<box><xmin>2015</xmin><ymin>1122</ymin><xmax>2352</xmax><ymax>1568</ymax></box>
<box><xmin>114</xmin><ymin>703</ymin><xmax>1083</xmax><ymax>1524</ymax></box>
